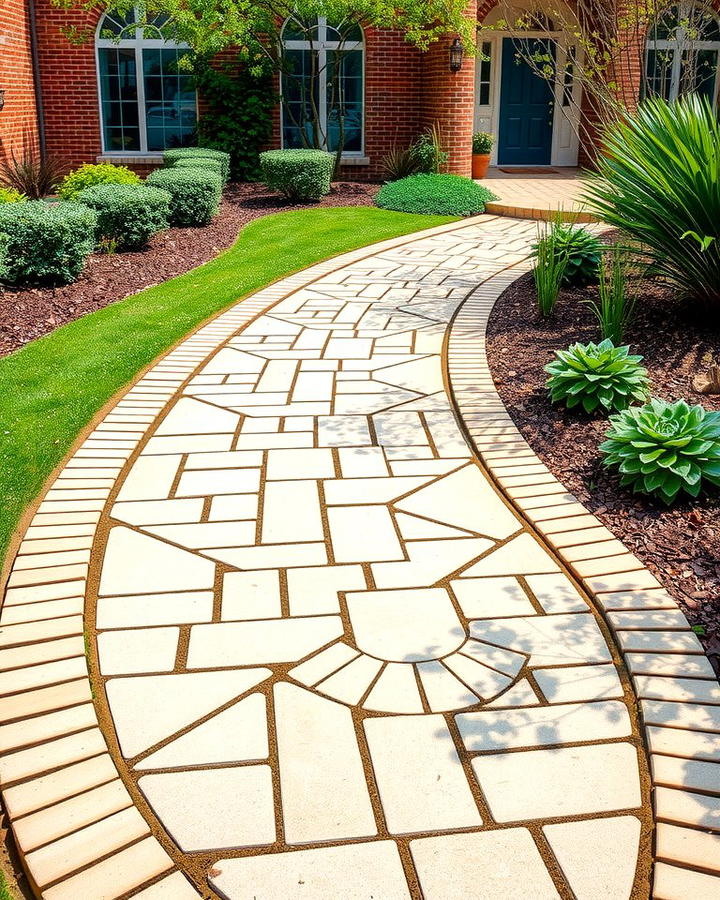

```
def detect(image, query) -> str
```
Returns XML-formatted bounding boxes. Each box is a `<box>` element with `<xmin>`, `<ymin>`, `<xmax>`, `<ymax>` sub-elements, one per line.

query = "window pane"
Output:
<box><xmin>477</xmin><ymin>41</ymin><xmax>492</xmax><ymax>107</ymax></box>
<box><xmin>682</xmin><ymin>48</ymin><xmax>718</xmax><ymax>98</ymax></box>
<box><xmin>282</xmin><ymin>49</ymin><xmax>319</xmax><ymax>148</ymax></box>
<box><xmin>98</xmin><ymin>9</ymin><xmax>136</xmax><ymax>39</ymax></box>
<box><xmin>142</xmin><ymin>48</ymin><xmax>197</xmax><ymax>150</ymax></box>
<box><xmin>98</xmin><ymin>48</ymin><xmax>141</xmax><ymax>151</ymax></box>
<box><xmin>326</xmin><ymin>50</ymin><xmax>363</xmax><ymax>152</ymax></box>
<box><xmin>645</xmin><ymin>48</ymin><xmax>675</xmax><ymax>99</ymax></box>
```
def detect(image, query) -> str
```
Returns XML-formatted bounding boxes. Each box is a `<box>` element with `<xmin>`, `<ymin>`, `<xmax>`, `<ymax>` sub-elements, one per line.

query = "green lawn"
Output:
<box><xmin>0</xmin><ymin>207</ymin><xmax>455</xmax><ymax>567</ymax></box>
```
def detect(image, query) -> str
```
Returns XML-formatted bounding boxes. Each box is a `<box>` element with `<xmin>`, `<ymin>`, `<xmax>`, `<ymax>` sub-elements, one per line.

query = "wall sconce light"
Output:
<box><xmin>449</xmin><ymin>38</ymin><xmax>464</xmax><ymax>72</ymax></box>
<box><xmin>0</xmin><ymin>90</ymin><xmax>5</xmax><ymax>112</ymax></box>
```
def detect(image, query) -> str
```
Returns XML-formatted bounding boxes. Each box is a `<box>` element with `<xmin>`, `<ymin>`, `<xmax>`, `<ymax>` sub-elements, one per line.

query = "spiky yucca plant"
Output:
<box><xmin>545</xmin><ymin>339</ymin><xmax>650</xmax><ymax>413</ymax></box>
<box><xmin>601</xmin><ymin>398</ymin><xmax>720</xmax><ymax>504</ymax></box>
<box><xmin>584</xmin><ymin>95</ymin><xmax>720</xmax><ymax>306</ymax></box>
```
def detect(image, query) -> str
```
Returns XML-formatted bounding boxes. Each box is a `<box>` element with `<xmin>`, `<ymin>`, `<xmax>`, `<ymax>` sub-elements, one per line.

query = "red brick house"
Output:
<box><xmin>1</xmin><ymin>2</ymin><xmax>719</xmax><ymax>180</ymax></box>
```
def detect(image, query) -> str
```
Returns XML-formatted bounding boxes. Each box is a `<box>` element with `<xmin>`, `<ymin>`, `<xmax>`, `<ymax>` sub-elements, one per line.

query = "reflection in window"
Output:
<box><xmin>281</xmin><ymin>17</ymin><xmax>364</xmax><ymax>154</ymax></box>
<box><xmin>645</xmin><ymin>3</ymin><xmax>720</xmax><ymax>103</ymax></box>
<box><xmin>96</xmin><ymin>5</ymin><xmax>197</xmax><ymax>154</ymax></box>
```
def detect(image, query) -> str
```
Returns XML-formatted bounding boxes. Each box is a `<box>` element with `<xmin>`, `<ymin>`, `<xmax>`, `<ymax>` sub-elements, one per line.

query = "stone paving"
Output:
<box><xmin>0</xmin><ymin>216</ymin><xmax>717</xmax><ymax>899</ymax></box>
<box><xmin>483</xmin><ymin>168</ymin><xmax>595</xmax><ymax>222</ymax></box>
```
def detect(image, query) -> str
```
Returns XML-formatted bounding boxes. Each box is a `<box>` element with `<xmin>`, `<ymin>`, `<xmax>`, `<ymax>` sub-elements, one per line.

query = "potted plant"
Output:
<box><xmin>472</xmin><ymin>132</ymin><xmax>493</xmax><ymax>179</ymax></box>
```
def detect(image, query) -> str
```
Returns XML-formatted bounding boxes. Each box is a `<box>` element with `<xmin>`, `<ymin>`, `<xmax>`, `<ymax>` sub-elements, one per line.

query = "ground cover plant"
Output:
<box><xmin>601</xmin><ymin>398</ymin><xmax>720</xmax><ymax>504</ymax></box>
<box><xmin>545</xmin><ymin>339</ymin><xmax>650</xmax><ymax>413</ymax></box>
<box><xmin>376</xmin><ymin>174</ymin><xmax>496</xmax><ymax>216</ymax></box>
<box><xmin>585</xmin><ymin>94</ymin><xmax>720</xmax><ymax>306</ymax></box>
<box><xmin>0</xmin><ymin>206</ymin><xmax>455</xmax><ymax>568</ymax></box>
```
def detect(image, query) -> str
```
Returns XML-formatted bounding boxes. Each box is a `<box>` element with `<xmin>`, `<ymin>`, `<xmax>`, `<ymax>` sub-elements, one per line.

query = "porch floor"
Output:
<box><xmin>481</xmin><ymin>167</ymin><xmax>597</xmax><ymax>222</ymax></box>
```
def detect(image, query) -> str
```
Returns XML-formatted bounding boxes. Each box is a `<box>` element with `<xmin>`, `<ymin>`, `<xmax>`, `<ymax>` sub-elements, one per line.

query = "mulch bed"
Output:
<box><xmin>487</xmin><ymin>268</ymin><xmax>720</xmax><ymax>672</ymax></box>
<box><xmin>0</xmin><ymin>181</ymin><xmax>378</xmax><ymax>357</ymax></box>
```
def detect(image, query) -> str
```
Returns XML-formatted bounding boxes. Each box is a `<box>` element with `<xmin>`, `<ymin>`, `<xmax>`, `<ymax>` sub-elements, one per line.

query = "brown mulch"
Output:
<box><xmin>0</xmin><ymin>181</ymin><xmax>379</xmax><ymax>357</ymax></box>
<box><xmin>487</xmin><ymin>268</ymin><xmax>720</xmax><ymax>672</ymax></box>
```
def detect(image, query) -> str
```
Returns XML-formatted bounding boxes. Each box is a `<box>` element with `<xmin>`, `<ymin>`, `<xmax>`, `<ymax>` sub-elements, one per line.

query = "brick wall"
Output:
<box><xmin>420</xmin><ymin>4</ymin><xmax>478</xmax><ymax>179</ymax></box>
<box><xmin>270</xmin><ymin>27</ymin><xmax>424</xmax><ymax>182</ymax></box>
<box><xmin>0</xmin><ymin>0</ymin><xmax>40</xmax><ymax>162</ymax></box>
<box><xmin>35</xmin><ymin>2</ymin><xmax>102</xmax><ymax>170</ymax></box>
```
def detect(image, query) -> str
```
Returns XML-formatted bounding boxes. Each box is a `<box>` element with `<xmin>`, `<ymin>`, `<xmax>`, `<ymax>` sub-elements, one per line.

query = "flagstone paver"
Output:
<box><xmin>1</xmin><ymin>215</ymin><xmax>717</xmax><ymax>898</ymax></box>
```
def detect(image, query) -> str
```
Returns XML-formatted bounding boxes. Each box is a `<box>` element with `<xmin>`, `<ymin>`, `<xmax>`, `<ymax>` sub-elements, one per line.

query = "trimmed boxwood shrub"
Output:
<box><xmin>75</xmin><ymin>183</ymin><xmax>171</xmax><ymax>251</ymax></box>
<box><xmin>376</xmin><ymin>174</ymin><xmax>497</xmax><ymax>216</ymax></box>
<box><xmin>163</xmin><ymin>147</ymin><xmax>231</xmax><ymax>182</ymax></box>
<box><xmin>146</xmin><ymin>167</ymin><xmax>222</xmax><ymax>227</ymax></box>
<box><xmin>58</xmin><ymin>163</ymin><xmax>140</xmax><ymax>201</ymax></box>
<box><xmin>0</xmin><ymin>232</ymin><xmax>8</xmax><ymax>281</ymax></box>
<box><xmin>259</xmin><ymin>149</ymin><xmax>334</xmax><ymax>202</ymax></box>
<box><xmin>171</xmin><ymin>156</ymin><xmax>226</xmax><ymax>182</ymax></box>
<box><xmin>0</xmin><ymin>200</ymin><xmax>97</xmax><ymax>285</ymax></box>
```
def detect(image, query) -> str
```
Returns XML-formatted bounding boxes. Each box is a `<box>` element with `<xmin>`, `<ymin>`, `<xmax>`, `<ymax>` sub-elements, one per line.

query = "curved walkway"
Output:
<box><xmin>1</xmin><ymin>217</ymin><xmax>717</xmax><ymax>899</ymax></box>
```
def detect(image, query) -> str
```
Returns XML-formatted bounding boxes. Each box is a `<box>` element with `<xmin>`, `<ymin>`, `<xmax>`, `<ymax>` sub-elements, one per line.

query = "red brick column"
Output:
<box><xmin>0</xmin><ymin>0</ymin><xmax>40</xmax><ymax>162</ymax></box>
<box><xmin>420</xmin><ymin>2</ymin><xmax>478</xmax><ymax>177</ymax></box>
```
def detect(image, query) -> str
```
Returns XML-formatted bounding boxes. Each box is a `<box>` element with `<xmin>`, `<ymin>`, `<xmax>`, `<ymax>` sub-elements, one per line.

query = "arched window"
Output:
<box><xmin>281</xmin><ymin>17</ymin><xmax>364</xmax><ymax>155</ymax></box>
<box><xmin>645</xmin><ymin>3</ymin><xmax>720</xmax><ymax>103</ymax></box>
<box><xmin>96</xmin><ymin>6</ymin><xmax>197</xmax><ymax>154</ymax></box>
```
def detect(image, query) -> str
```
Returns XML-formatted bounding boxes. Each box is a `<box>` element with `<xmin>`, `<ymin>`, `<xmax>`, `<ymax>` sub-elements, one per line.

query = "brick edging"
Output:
<box><xmin>448</xmin><ymin>262</ymin><xmax>720</xmax><ymax>898</ymax></box>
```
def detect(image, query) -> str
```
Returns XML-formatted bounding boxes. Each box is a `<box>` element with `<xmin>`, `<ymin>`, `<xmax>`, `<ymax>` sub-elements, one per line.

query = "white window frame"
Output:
<box><xmin>645</xmin><ymin>2</ymin><xmax>720</xmax><ymax>105</ymax></box>
<box><xmin>95</xmin><ymin>6</ymin><xmax>198</xmax><ymax>156</ymax></box>
<box><xmin>280</xmin><ymin>16</ymin><xmax>365</xmax><ymax>157</ymax></box>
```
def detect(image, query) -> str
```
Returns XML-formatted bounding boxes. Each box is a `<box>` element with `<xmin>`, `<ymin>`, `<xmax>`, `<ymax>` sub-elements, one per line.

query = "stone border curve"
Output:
<box><xmin>448</xmin><ymin>261</ymin><xmax>720</xmax><ymax>899</ymax></box>
<box><xmin>0</xmin><ymin>216</ymin><xmax>718</xmax><ymax>898</ymax></box>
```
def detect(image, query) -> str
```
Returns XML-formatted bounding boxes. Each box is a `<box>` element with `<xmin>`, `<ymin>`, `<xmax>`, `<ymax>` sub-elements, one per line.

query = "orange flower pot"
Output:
<box><xmin>472</xmin><ymin>153</ymin><xmax>490</xmax><ymax>179</ymax></box>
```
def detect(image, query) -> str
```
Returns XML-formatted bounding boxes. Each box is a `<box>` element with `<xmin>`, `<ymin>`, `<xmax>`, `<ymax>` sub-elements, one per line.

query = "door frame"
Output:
<box><xmin>475</xmin><ymin>30</ymin><xmax>582</xmax><ymax>167</ymax></box>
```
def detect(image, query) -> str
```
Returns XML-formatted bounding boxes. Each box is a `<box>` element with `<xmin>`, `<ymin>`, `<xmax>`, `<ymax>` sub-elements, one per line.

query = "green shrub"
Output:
<box><xmin>585</xmin><ymin>94</ymin><xmax>720</xmax><ymax>306</ymax></box>
<box><xmin>0</xmin><ymin>152</ymin><xmax>65</xmax><ymax>199</ymax></box>
<box><xmin>375</xmin><ymin>174</ymin><xmax>496</xmax><ymax>216</ymax></box>
<box><xmin>0</xmin><ymin>232</ymin><xmax>8</xmax><ymax>281</ymax></box>
<box><xmin>58</xmin><ymin>163</ymin><xmax>140</xmax><ymax>201</ymax></box>
<box><xmin>75</xmin><ymin>184</ymin><xmax>171</xmax><ymax>251</ymax></box>
<box><xmin>545</xmin><ymin>339</ymin><xmax>650</xmax><ymax>414</ymax></box>
<box><xmin>601</xmin><ymin>398</ymin><xmax>720</xmax><ymax>504</ymax></box>
<box><xmin>0</xmin><ymin>187</ymin><xmax>26</xmax><ymax>203</ymax></box>
<box><xmin>260</xmin><ymin>149</ymin><xmax>334</xmax><ymax>202</ymax></box>
<box><xmin>381</xmin><ymin>145</ymin><xmax>420</xmax><ymax>181</ymax></box>
<box><xmin>146</xmin><ymin>167</ymin><xmax>222</xmax><ymax>227</ymax></box>
<box><xmin>0</xmin><ymin>200</ymin><xmax>97</xmax><ymax>285</ymax></box>
<box><xmin>472</xmin><ymin>132</ymin><xmax>493</xmax><ymax>154</ymax></box>
<box><xmin>533</xmin><ymin>224</ymin><xmax>601</xmax><ymax>287</ymax></box>
<box><xmin>194</xmin><ymin>57</ymin><xmax>275</xmax><ymax>182</ymax></box>
<box><xmin>163</xmin><ymin>147</ymin><xmax>231</xmax><ymax>182</ymax></box>
<box><xmin>171</xmin><ymin>157</ymin><xmax>225</xmax><ymax>182</ymax></box>
<box><xmin>411</xmin><ymin>124</ymin><xmax>449</xmax><ymax>174</ymax></box>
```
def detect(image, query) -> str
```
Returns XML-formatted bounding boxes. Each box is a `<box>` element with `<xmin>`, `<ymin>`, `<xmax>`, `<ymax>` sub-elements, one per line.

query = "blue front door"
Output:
<box><xmin>498</xmin><ymin>38</ymin><xmax>555</xmax><ymax>165</ymax></box>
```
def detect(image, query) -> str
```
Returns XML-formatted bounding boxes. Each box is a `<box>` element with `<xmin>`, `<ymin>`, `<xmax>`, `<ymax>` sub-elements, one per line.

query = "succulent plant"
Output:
<box><xmin>600</xmin><ymin>398</ymin><xmax>720</xmax><ymax>504</ymax></box>
<box><xmin>533</xmin><ymin>224</ymin><xmax>602</xmax><ymax>286</ymax></box>
<box><xmin>545</xmin><ymin>340</ymin><xmax>650</xmax><ymax>413</ymax></box>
